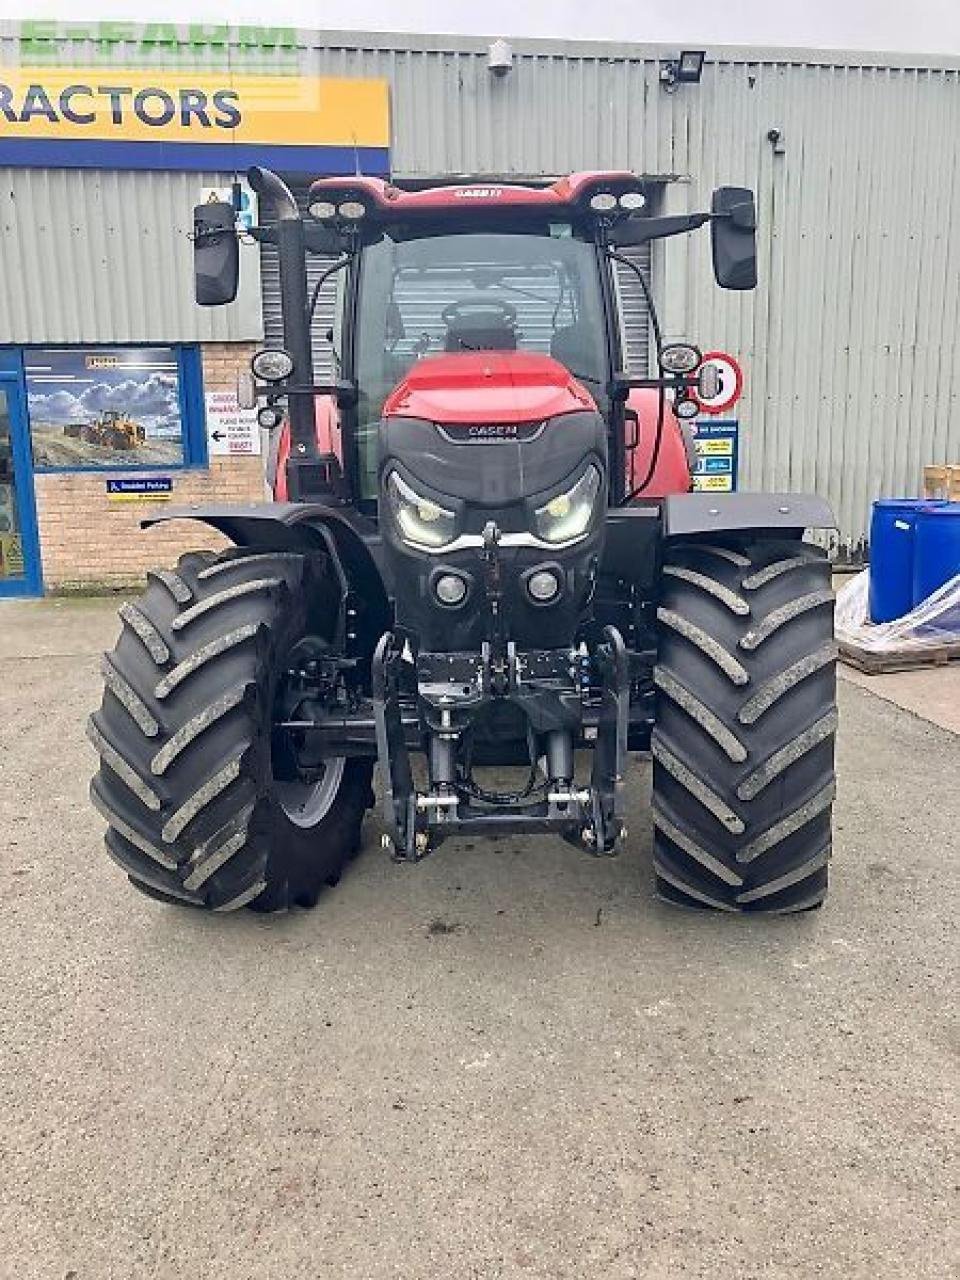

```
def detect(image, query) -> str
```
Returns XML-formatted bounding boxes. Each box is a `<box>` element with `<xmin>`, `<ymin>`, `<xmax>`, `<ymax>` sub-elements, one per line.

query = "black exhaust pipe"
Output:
<box><xmin>247</xmin><ymin>167</ymin><xmax>319</xmax><ymax>499</ymax></box>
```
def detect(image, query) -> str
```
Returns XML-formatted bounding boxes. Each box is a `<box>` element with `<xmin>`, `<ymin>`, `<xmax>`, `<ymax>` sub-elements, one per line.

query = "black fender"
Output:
<box><xmin>141</xmin><ymin>501</ymin><xmax>393</xmax><ymax>648</ymax></box>
<box><xmin>662</xmin><ymin>491</ymin><xmax>835</xmax><ymax>539</ymax></box>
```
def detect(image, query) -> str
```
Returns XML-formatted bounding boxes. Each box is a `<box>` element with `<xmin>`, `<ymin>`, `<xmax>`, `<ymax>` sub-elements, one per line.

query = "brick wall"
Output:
<box><xmin>33</xmin><ymin>343</ymin><xmax>267</xmax><ymax>590</ymax></box>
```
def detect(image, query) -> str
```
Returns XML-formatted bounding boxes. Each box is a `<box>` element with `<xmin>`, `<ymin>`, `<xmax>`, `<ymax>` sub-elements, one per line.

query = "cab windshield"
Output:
<box><xmin>351</xmin><ymin>229</ymin><xmax>609</xmax><ymax>499</ymax></box>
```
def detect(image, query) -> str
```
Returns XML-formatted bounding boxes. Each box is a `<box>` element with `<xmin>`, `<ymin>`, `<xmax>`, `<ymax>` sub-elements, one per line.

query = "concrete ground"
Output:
<box><xmin>0</xmin><ymin>597</ymin><xmax>957</xmax><ymax>1280</ymax></box>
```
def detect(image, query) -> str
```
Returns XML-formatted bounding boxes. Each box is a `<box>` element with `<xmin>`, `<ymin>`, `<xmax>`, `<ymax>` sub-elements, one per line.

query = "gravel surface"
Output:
<box><xmin>1</xmin><ymin>598</ymin><xmax>957</xmax><ymax>1280</ymax></box>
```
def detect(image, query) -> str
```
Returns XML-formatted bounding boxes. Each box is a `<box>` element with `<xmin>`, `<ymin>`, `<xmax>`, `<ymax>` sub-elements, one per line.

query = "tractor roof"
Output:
<box><xmin>307</xmin><ymin>172</ymin><xmax>647</xmax><ymax>222</ymax></box>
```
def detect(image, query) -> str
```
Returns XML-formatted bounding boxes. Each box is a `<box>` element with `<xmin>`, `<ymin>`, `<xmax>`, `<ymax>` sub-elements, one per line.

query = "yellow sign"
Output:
<box><xmin>695</xmin><ymin>474</ymin><xmax>734</xmax><ymax>492</ymax></box>
<box><xmin>106</xmin><ymin>491</ymin><xmax>173</xmax><ymax>502</ymax></box>
<box><xmin>698</xmin><ymin>438</ymin><xmax>734</xmax><ymax>456</ymax></box>
<box><xmin>0</xmin><ymin>534</ymin><xmax>25</xmax><ymax>578</ymax></box>
<box><xmin>0</xmin><ymin>67</ymin><xmax>390</xmax><ymax>173</ymax></box>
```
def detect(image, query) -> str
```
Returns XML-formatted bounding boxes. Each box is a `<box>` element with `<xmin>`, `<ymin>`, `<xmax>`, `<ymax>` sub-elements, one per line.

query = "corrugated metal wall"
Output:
<box><xmin>1</xmin><ymin>24</ymin><xmax>958</xmax><ymax>546</ymax></box>
<box><xmin>0</xmin><ymin>165</ymin><xmax>262</xmax><ymax>343</ymax></box>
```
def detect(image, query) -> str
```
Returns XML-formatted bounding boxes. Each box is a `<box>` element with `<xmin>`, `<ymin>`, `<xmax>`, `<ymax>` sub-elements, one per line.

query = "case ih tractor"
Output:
<box><xmin>88</xmin><ymin>168</ymin><xmax>836</xmax><ymax>915</ymax></box>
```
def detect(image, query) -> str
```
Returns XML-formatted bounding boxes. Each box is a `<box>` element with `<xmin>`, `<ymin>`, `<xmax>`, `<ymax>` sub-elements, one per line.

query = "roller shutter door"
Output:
<box><xmin>612</xmin><ymin>244</ymin><xmax>652</xmax><ymax>376</ymax></box>
<box><xmin>260</xmin><ymin>182</ymin><xmax>339</xmax><ymax>380</ymax></box>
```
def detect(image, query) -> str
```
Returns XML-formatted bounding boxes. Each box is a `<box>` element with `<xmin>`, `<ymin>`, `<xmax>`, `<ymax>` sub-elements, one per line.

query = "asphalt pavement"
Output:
<box><xmin>0</xmin><ymin>597</ymin><xmax>957</xmax><ymax>1280</ymax></box>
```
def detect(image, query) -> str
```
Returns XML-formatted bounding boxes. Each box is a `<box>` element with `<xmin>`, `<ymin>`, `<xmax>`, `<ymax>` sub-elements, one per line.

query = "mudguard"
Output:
<box><xmin>141</xmin><ymin>501</ymin><xmax>392</xmax><ymax>639</ymax></box>
<box><xmin>663</xmin><ymin>492</ymin><xmax>835</xmax><ymax>538</ymax></box>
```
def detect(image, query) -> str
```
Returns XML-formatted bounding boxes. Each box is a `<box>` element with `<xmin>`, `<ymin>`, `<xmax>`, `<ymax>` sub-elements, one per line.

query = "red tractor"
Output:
<box><xmin>88</xmin><ymin>169</ymin><xmax>836</xmax><ymax>915</ymax></box>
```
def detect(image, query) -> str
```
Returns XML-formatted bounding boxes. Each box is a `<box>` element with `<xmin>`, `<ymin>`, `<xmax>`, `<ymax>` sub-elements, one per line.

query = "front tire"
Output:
<box><xmin>88</xmin><ymin>547</ymin><xmax>373</xmax><ymax>912</ymax></box>
<box><xmin>652</xmin><ymin>538</ymin><xmax>837</xmax><ymax>913</ymax></box>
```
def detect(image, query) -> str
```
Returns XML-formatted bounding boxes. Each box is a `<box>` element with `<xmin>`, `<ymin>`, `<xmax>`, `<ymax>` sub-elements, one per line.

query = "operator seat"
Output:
<box><xmin>444</xmin><ymin>310</ymin><xmax>518</xmax><ymax>352</ymax></box>
<box><xmin>550</xmin><ymin>323</ymin><xmax>592</xmax><ymax>377</ymax></box>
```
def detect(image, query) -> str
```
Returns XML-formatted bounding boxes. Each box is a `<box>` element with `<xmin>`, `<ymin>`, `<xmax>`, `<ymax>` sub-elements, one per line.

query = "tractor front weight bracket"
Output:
<box><xmin>371</xmin><ymin>627</ymin><xmax>630</xmax><ymax>861</ymax></box>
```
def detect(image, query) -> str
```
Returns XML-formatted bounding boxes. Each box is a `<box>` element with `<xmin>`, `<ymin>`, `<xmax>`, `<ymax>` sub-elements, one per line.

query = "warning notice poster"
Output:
<box><xmin>691</xmin><ymin>420</ymin><xmax>739</xmax><ymax>492</ymax></box>
<box><xmin>204</xmin><ymin>391</ymin><xmax>261</xmax><ymax>457</ymax></box>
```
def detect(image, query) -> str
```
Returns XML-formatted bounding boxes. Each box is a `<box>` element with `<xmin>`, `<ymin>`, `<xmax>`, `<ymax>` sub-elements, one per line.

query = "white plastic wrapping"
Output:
<box><xmin>836</xmin><ymin>569</ymin><xmax>960</xmax><ymax>654</ymax></box>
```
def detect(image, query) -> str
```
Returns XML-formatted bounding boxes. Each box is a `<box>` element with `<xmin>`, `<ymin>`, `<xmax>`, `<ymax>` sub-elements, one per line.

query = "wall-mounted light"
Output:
<box><xmin>488</xmin><ymin>38</ymin><xmax>513</xmax><ymax>75</ymax></box>
<box><xmin>660</xmin><ymin>50</ymin><xmax>706</xmax><ymax>90</ymax></box>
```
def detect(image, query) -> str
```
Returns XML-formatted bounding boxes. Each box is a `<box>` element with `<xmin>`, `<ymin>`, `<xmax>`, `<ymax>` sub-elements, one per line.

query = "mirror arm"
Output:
<box><xmin>608</xmin><ymin>372</ymin><xmax>693</xmax><ymax>400</ymax></box>
<box><xmin>609</xmin><ymin>210</ymin><xmax>711</xmax><ymax>246</ymax></box>
<box><xmin>259</xmin><ymin>380</ymin><xmax>359</xmax><ymax>408</ymax></box>
<box><xmin>193</xmin><ymin>224</ymin><xmax>237</xmax><ymax>246</ymax></box>
<box><xmin>712</xmin><ymin>204</ymin><xmax>757</xmax><ymax>231</ymax></box>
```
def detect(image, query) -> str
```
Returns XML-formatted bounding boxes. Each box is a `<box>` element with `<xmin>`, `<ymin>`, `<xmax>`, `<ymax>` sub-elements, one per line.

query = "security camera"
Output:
<box><xmin>488</xmin><ymin>38</ymin><xmax>513</xmax><ymax>75</ymax></box>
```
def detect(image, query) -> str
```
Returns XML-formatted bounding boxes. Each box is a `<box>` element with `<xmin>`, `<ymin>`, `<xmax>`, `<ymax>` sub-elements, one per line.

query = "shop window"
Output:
<box><xmin>24</xmin><ymin>345</ymin><xmax>206</xmax><ymax>472</ymax></box>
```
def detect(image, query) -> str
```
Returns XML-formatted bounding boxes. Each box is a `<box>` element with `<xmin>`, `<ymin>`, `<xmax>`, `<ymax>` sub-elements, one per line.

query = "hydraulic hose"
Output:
<box><xmin>308</xmin><ymin>255</ymin><xmax>352</xmax><ymax>324</ymax></box>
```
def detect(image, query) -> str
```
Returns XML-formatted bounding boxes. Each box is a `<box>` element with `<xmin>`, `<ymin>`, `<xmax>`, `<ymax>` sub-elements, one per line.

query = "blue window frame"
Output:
<box><xmin>0</xmin><ymin>359</ymin><xmax>43</xmax><ymax>597</ymax></box>
<box><xmin>15</xmin><ymin>344</ymin><xmax>207</xmax><ymax>474</ymax></box>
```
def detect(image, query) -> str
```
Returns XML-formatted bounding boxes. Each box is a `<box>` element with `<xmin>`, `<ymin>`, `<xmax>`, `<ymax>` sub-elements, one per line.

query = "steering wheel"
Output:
<box><xmin>441</xmin><ymin>298</ymin><xmax>518</xmax><ymax>329</ymax></box>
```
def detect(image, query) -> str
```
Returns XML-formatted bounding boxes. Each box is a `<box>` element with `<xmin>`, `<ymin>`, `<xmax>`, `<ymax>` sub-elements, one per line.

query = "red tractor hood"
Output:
<box><xmin>382</xmin><ymin>352</ymin><xmax>597</xmax><ymax>424</ymax></box>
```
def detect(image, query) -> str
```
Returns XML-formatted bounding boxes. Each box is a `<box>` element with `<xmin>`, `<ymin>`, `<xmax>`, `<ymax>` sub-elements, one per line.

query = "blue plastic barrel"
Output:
<box><xmin>913</xmin><ymin>505</ymin><xmax>960</xmax><ymax>606</ymax></box>
<box><xmin>869</xmin><ymin>499</ymin><xmax>941</xmax><ymax>623</ymax></box>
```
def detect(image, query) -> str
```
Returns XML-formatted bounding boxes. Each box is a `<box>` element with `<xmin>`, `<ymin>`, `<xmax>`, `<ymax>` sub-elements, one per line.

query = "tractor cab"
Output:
<box><xmin>194</xmin><ymin>169</ymin><xmax>756</xmax><ymax>512</ymax></box>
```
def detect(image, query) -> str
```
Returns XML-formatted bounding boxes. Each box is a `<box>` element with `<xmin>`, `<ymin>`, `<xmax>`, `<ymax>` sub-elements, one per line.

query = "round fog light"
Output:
<box><xmin>675</xmin><ymin>397</ymin><xmax>700</xmax><ymax>420</ymax></box>
<box><xmin>257</xmin><ymin>405</ymin><xmax>284</xmax><ymax>429</ymax></box>
<box><xmin>251</xmin><ymin>348</ymin><xmax>294</xmax><ymax>382</ymax></box>
<box><xmin>434</xmin><ymin>573</ymin><xmax>468</xmax><ymax>606</ymax></box>
<box><xmin>527</xmin><ymin>570</ymin><xmax>560</xmax><ymax>603</ymax></box>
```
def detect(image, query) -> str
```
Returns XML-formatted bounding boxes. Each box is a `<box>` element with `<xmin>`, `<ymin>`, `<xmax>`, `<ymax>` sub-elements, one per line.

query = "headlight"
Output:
<box><xmin>251</xmin><ymin>348</ymin><xmax>294</xmax><ymax>382</ymax></box>
<box><xmin>386</xmin><ymin>471</ymin><xmax>458</xmax><ymax>550</ymax></box>
<box><xmin>532</xmin><ymin>465</ymin><xmax>602</xmax><ymax>545</ymax></box>
<box><xmin>308</xmin><ymin>199</ymin><xmax>337</xmax><ymax>220</ymax></box>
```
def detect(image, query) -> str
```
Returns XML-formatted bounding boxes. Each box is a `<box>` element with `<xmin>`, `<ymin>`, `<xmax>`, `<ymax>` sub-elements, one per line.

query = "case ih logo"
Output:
<box><xmin>440</xmin><ymin>422</ymin><xmax>543</xmax><ymax>442</ymax></box>
<box><xmin>467</xmin><ymin>422</ymin><xmax>518</xmax><ymax>439</ymax></box>
<box><xmin>454</xmin><ymin>187</ymin><xmax>503</xmax><ymax>199</ymax></box>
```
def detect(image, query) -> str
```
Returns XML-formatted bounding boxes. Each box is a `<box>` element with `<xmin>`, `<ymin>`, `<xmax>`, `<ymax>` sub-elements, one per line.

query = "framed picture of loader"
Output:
<box><xmin>25</xmin><ymin>346</ymin><xmax>197</xmax><ymax>471</ymax></box>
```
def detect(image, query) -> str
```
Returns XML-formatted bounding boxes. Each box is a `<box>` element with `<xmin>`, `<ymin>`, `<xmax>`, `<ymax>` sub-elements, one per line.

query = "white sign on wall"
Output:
<box><xmin>199</xmin><ymin>183</ymin><xmax>257</xmax><ymax>233</ymax></box>
<box><xmin>205</xmin><ymin>391</ymin><xmax>261</xmax><ymax>457</ymax></box>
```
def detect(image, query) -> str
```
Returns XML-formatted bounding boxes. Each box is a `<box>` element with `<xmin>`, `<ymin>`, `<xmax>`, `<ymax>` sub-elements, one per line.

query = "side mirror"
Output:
<box><xmin>193</xmin><ymin>201</ymin><xmax>239</xmax><ymax>306</ymax></box>
<box><xmin>710</xmin><ymin>187</ymin><xmax>757</xmax><ymax>290</ymax></box>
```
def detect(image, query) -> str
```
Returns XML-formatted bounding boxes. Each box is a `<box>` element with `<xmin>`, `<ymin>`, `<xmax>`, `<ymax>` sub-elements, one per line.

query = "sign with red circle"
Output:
<box><xmin>690</xmin><ymin>351</ymin><xmax>743</xmax><ymax>415</ymax></box>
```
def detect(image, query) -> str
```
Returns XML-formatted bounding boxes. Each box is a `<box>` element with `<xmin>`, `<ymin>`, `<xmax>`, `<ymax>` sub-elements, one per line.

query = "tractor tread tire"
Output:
<box><xmin>88</xmin><ymin>547</ymin><xmax>372</xmax><ymax>912</ymax></box>
<box><xmin>653</xmin><ymin>538</ymin><xmax>836</xmax><ymax>913</ymax></box>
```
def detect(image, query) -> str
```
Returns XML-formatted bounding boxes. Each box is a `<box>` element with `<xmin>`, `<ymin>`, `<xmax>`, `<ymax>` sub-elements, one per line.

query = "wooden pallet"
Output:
<box><xmin>840</xmin><ymin>640</ymin><xmax>960</xmax><ymax>675</ymax></box>
<box><xmin>923</xmin><ymin>464</ymin><xmax>960</xmax><ymax>501</ymax></box>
